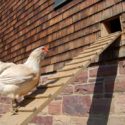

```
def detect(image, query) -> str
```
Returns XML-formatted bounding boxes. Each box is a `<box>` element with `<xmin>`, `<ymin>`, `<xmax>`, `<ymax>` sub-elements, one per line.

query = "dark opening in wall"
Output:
<box><xmin>101</xmin><ymin>16</ymin><xmax>121</xmax><ymax>36</ymax></box>
<box><xmin>54</xmin><ymin>0</ymin><xmax>72</xmax><ymax>9</ymax></box>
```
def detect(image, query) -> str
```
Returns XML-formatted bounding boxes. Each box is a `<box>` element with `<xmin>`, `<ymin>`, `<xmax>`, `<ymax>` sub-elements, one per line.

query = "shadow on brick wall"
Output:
<box><xmin>87</xmin><ymin>38</ymin><xmax>120</xmax><ymax>125</ymax></box>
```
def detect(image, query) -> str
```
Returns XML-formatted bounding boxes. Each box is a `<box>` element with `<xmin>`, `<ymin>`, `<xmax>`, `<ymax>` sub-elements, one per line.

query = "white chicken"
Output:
<box><xmin>0</xmin><ymin>46</ymin><xmax>48</xmax><ymax>113</ymax></box>
<box><xmin>0</xmin><ymin>61</ymin><xmax>15</xmax><ymax>74</ymax></box>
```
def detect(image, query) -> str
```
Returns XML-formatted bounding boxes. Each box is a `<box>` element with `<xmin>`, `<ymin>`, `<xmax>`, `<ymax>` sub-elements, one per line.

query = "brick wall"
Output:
<box><xmin>0</xmin><ymin>0</ymin><xmax>124</xmax><ymax>74</ymax></box>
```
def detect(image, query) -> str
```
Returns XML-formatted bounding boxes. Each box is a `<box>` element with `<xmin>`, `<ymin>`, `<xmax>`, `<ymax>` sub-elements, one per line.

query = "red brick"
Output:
<box><xmin>0</xmin><ymin>104</ymin><xmax>11</xmax><ymax>114</ymax></box>
<box><xmin>48</xmin><ymin>101</ymin><xmax>62</xmax><ymax>115</ymax></box>
<box><xmin>119</xmin><ymin>60</ymin><xmax>125</xmax><ymax>74</ymax></box>
<box><xmin>62</xmin><ymin>96</ymin><xmax>91</xmax><ymax>116</ymax></box>
<box><xmin>31</xmin><ymin>116</ymin><xmax>52</xmax><ymax>125</ymax></box>
<box><xmin>74</xmin><ymin>83</ymin><xmax>103</xmax><ymax>94</ymax></box>
<box><xmin>61</xmin><ymin>85</ymin><xmax>73</xmax><ymax>95</ymax></box>
<box><xmin>123</xmin><ymin>2</ymin><xmax>125</xmax><ymax>11</ymax></box>
<box><xmin>89</xmin><ymin>66</ymin><xmax>98</xmax><ymax>77</ymax></box>
<box><xmin>0</xmin><ymin>96</ymin><xmax>12</xmax><ymax>104</ymax></box>
<box><xmin>89</xmin><ymin>65</ymin><xmax>118</xmax><ymax>77</ymax></box>
<box><xmin>115</xmin><ymin>80</ymin><xmax>125</xmax><ymax>92</ymax></box>
<box><xmin>73</xmin><ymin>70</ymin><xmax>88</xmax><ymax>84</ymax></box>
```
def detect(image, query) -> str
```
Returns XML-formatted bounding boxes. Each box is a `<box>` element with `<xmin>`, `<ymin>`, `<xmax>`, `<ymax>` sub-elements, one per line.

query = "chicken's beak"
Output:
<box><xmin>42</xmin><ymin>46</ymin><xmax>49</xmax><ymax>53</ymax></box>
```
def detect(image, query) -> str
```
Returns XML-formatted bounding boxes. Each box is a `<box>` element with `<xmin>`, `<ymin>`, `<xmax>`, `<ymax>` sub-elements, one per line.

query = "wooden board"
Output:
<box><xmin>0</xmin><ymin>31</ymin><xmax>121</xmax><ymax>125</ymax></box>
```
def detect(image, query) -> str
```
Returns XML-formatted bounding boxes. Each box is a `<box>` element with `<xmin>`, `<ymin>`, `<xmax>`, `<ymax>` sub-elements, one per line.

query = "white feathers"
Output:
<box><xmin>0</xmin><ymin>46</ymin><xmax>47</xmax><ymax>99</ymax></box>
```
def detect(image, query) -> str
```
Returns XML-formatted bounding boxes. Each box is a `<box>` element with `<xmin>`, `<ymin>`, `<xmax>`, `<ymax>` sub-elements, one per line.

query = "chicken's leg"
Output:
<box><xmin>12</xmin><ymin>99</ymin><xmax>18</xmax><ymax>115</ymax></box>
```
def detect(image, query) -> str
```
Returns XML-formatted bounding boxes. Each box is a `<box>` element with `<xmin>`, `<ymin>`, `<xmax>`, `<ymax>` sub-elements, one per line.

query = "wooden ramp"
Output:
<box><xmin>0</xmin><ymin>32</ymin><xmax>121</xmax><ymax>125</ymax></box>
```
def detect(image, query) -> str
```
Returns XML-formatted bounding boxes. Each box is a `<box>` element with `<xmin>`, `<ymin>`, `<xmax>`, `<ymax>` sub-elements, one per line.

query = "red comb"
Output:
<box><xmin>43</xmin><ymin>46</ymin><xmax>49</xmax><ymax>52</ymax></box>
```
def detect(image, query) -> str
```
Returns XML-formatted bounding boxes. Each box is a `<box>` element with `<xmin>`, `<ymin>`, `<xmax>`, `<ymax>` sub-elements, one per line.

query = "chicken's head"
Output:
<box><xmin>30</xmin><ymin>46</ymin><xmax>49</xmax><ymax>60</ymax></box>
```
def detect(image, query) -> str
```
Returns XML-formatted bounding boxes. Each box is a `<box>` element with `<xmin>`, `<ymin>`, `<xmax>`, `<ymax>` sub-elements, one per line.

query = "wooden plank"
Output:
<box><xmin>62</xmin><ymin>61</ymin><xmax>89</xmax><ymax>71</ymax></box>
<box><xmin>74</xmin><ymin>38</ymin><xmax>118</xmax><ymax>60</ymax></box>
<box><xmin>89</xmin><ymin>41</ymin><xmax>110</xmax><ymax>48</ymax></box>
<box><xmin>62</xmin><ymin>32</ymin><xmax>121</xmax><ymax>72</ymax></box>
<box><xmin>18</xmin><ymin>107</ymin><xmax>37</xmax><ymax>112</ymax></box>
<box><xmin>74</xmin><ymin>51</ymin><xmax>99</xmax><ymax>59</ymax></box>
<box><xmin>97</xmin><ymin>31</ymin><xmax>121</xmax><ymax>41</ymax></box>
<box><xmin>66</xmin><ymin>56</ymin><xmax>94</xmax><ymax>66</ymax></box>
<box><xmin>92</xmin><ymin>38</ymin><xmax>114</xmax><ymax>45</ymax></box>
<box><xmin>80</xmin><ymin>46</ymin><xmax>104</xmax><ymax>54</ymax></box>
<box><xmin>48</xmin><ymin>73</ymin><xmax>73</xmax><ymax>80</ymax></box>
<box><xmin>25</xmin><ymin>94</ymin><xmax>51</xmax><ymax>99</ymax></box>
<box><xmin>38</xmin><ymin>83</ymin><xmax>64</xmax><ymax>88</ymax></box>
<box><xmin>48</xmin><ymin>68</ymin><xmax>80</xmax><ymax>80</ymax></box>
<box><xmin>38</xmin><ymin>77</ymin><xmax>70</xmax><ymax>88</ymax></box>
<box><xmin>0</xmin><ymin>112</ymin><xmax>33</xmax><ymax>125</ymax></box>
<box><xmin>93</xmin><ymin>37</ymin><xmax>118</xmax><ymax>45</ymax></box>
<box><xmin>58</xmin><ymin>66</ymin><xmax>82</xmax><ymax>72</ymax></box>
<box><xmin>83</xmin><ymin>40</ymin><xmax>117</xmax><ymax>54</ymax></box>
<box><xmin>95</xmin><ymin>36</ymin><xmax>114</xmax><ymax>43</ymax></box>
